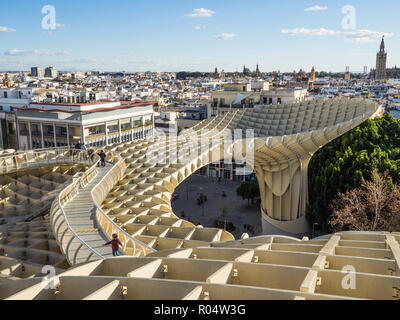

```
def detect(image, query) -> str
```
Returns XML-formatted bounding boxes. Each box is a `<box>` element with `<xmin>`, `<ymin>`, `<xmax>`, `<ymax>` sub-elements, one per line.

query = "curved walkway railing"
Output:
<box><xmin>0</xmin><ymin>147</ymin><xmax>94</xmax><ymax>174</ymax></box>
<box><xmin>91</xmin><ymin>153</ymin><xmax>156</xmax><ymax>257</ymax></box>
<box><xmin>49</xmin><ymin>152</ymin><xmax>105</xmax><ymax>266</ymax></box>
<box><xmin>0</xmin><ymin>147</ymin><xmax>106</xmax><ymax>266</ymax></box>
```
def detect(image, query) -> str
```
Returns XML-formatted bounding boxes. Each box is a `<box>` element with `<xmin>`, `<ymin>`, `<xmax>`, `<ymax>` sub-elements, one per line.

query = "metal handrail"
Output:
<box><xmin>91</xmin><ymin>153</ymin><xmax>156</xmax><ymax>256</ymax></box>
<box><xmin>0</xmin><ymin>147</ymin><xmax>83</xmax><ymax>159</ymax></box>
<box><xmin>49</xmin><ymin>152</ymin><xmax>105</xmax><ymax>265</ymax></box>
<box><xmin>0</xmin><ymin>147</ymin><xmax>93</xmax><ymax>174</ymax></box>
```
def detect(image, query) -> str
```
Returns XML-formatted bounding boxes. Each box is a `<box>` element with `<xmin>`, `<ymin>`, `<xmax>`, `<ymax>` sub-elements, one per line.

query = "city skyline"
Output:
<box><xmin>0</xmin><ymin>0</ymin><xmax>399</xmax><ymax>72</ymax></box>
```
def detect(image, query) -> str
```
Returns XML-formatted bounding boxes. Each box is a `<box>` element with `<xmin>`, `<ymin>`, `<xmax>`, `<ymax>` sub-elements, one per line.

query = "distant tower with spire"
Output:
<box><xmin>310</xmin><ymin>66</ymin><xmax>316</xmax><ymax>82</ymax></box>
<box><xmin>308</xmin><ymin>66</ymin><xmax>316</xmax><ymax>89</ymax></box>
<box><xmin>256</xmin><ymin>64</ymin><xmax>260</xmax><ymax>77</ymax></box>
<box><xmin>375</xmin><ymin>36</ymin><xmax>387</xmax><ymax>80</ymax></box>
<box><xmin>214</xmin><ymin>67</ymin><xmax>221</xmax><ymax>79</ymax></box>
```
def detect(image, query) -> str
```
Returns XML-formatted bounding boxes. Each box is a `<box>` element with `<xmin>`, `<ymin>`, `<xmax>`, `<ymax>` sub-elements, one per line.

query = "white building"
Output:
<box><xmin>260</xmin><ymin>88</ymin><xmax>308</xmax><ymax>105</ymax></box>
<box><xmin>0</xmin><ymin>88</ymin><xmax>34</xmax><ymax>111</ymax></box>
<box><xmin>2</xmin><ymin>100</ymin><xmax>156</xmax><ymax>150</ymax></box>
<box><xmin>250</xmin><ymin>80</ymin><xmax>270</xmax><ymax>92</ymax></box>
<box><xmin>45</xmin><ymin>67</ymin><xmax>58</xmax><ymax>79</ymax></box>
<box><xmin>31</xmin><ymin>67</ymin><xmax>44</xmax><ymax>78</ymax></box>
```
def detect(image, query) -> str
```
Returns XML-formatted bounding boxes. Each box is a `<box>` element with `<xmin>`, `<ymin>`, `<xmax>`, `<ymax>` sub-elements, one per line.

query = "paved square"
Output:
<box><xmin>171</xmin><ymin>174</ymin><xmax>262</xmax><ymax>239</ymax></box>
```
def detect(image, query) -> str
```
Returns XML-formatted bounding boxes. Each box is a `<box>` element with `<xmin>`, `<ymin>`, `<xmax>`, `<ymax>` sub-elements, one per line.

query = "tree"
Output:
<box><xmin>236</xmin><ymin>179</ymin><xmax>260</xmax><ymax>207</ymax></box>
<box><xmin>329</xmin><ymin>169</ymin><xmax>400</xmax><ymax>232</ymax></box>
<box><xmin>306</xmin><ymin>113</ymin><xmax>400</xmax><ymax>232</ymax></box>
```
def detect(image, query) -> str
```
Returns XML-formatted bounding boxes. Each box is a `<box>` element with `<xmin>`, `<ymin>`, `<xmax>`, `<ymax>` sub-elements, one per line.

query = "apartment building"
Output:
<box><xmin>45</xmin><ymin>67</ymin><xmax>58</xmax><ymax>79</ymax></box>
<box><xmin>31</xmin><ymin>67</ymin><xmax>44</xmax><ymax>78</ymax></box>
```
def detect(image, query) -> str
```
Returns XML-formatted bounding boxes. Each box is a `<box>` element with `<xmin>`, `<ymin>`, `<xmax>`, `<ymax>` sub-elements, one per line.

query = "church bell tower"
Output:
<box><xmin>375</xmin><ymin>36</ymin><xmax>387</xmax><ymax>80</ymax></box>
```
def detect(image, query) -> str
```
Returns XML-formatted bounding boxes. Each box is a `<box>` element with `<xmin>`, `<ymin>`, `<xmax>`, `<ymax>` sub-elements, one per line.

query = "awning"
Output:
<box><xmin>233</xmin><ymin>93</ymin><xmax>252</xmax><ymax>105</ymax></box>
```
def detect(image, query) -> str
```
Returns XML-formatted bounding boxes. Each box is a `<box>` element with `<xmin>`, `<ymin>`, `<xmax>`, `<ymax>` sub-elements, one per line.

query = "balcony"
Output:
<box><xmin>86</xmin><ymin>133</ymin><xmax>106</xmax><ymax>141</ymax></box>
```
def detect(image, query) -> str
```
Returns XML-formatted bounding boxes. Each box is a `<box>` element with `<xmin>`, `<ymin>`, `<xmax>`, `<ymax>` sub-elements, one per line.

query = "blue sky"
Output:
<box><xmin>0</xmin><ymin>0</ymin><xmax>399</xmax><ymax>72</ymax></box>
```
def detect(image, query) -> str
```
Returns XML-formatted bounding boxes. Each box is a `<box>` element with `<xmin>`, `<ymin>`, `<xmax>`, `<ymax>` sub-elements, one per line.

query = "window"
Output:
<box><xmin>3</xmin><ymin>92</ymin><xmax>7</xmax><ymax>98</ymax></box>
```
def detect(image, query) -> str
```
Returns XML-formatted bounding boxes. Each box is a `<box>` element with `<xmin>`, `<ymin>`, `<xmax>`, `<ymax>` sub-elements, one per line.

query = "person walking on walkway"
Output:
<box><xmin>81</xmin><ymin>143</ymin><xmax>88</xmax><ymax>161</ymax></box>
<box><xmin>97</xmin><ymin>150</ymin><xmax>106</xmax><ymax>167</ymax></box>
<box><xmin>104</xmin><ymin>234</ymin><xmax>123</xmax><ymax>256</ymax></box>
<box><xmin>75</xmin><ymin>140</ymin><xmax>83</xmax><ymax>150</ymax></box>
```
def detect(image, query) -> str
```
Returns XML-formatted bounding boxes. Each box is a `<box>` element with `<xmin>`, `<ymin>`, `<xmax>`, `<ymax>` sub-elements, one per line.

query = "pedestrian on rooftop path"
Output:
<box><xmin>75</xmin><ymin>140</ymin><xmax>82</xmax><ymax>150</ymax></box>
<box><xmin>98</xmin><ymin>150</ymin><xmax>106</xmax><ymax>167</ymax></box>
<box><xmin>104</xmin><ymin>234</ymin><xmax>123</xmax><ymax>257</ymax></box>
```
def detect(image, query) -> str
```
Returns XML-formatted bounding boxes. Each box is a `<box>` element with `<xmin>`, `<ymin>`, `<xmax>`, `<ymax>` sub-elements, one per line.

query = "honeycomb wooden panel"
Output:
<box><xmin>2</xmin><ymin>99</ymin><xmax>398</xmax><ymax>300</ymax></box>
<box><xmin>0</xmin><ymin>164</ymin><xmax>88</xmax><ymax>221</ymax></box>
<box><xmin>1</xmin><ymin>232</ymin><xmax>399</xmax><ymax>300</ymax></box>
<box><xmin>0</xmin><ymin>163</ymin><xmax>89</xmax><ymax>281</ymax></box>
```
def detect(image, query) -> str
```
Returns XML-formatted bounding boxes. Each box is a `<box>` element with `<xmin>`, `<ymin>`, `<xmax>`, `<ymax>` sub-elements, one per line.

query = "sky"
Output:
<box><xmin>0</xmin><ymin>0</ymin><xmax>399</xmax><ymax>73</ymax></box>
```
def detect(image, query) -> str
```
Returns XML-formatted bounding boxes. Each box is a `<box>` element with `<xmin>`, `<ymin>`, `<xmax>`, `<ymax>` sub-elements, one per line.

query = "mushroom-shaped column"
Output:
<box><xmin>252</xmin><ymin>105</ymin><xmax>381</xmax><ymax>235</ymax></box>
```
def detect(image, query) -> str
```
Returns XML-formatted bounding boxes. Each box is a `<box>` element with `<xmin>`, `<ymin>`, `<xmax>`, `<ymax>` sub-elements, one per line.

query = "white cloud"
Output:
<box><xmin>37</xmin><ymin>50</ymin><xmax>70</xmax><ymax>56</ymax></box>
<box><xmin>281</xmin><ymin>27</ymin><xmax>394</xmax><ymax>43</ymax></box>
<box><xmin>4</xmin><ymin>49</ymin><xmax>29</xmax><ymax>56</ymax></box>
<box><xmin>0</xmin><ymin>26</ymin><xmax>16</xmax><ymax>33</ymax></box>
<box><xmin>216</xmin><ymin>33</ymin><xmax>238</xmax><ymax>40</ymax></box>
<box><xmin>55</xmin><ymin>23</ymin><xmax>67</xmax><ymax>28</ymax></box>
<box><xmin>341</xmin><ymin>29</ymin><xmax>394</xmax><ymax>42</ymax></box>
<box><xmin>195</xmin><ymin>26</ymin><xmax>201</xmax><ymax>30</ymax></box>
<box><xmin>304</xmin><ymin>5</ymin><xmax>328</xmax><ymax>12</ymax></box>
<box><xmin>68</xmin><ymin>58</ymin><xmax>97</xmax><ymax>64</ymax></box>
<box><xmin>185</xmin><ymin>8</ymin><xmax>215</xmax><ymax>18</ymax></box>
<box><xmin>345</xmin><ymin>37</ymin><xmax>378</xmax><ymax>43</ymax></box>
<box><xmin>281</xmin><ymin>28</ymin><xmax>337</xmax><ymax>36</ymax></box>
<box><xmin>4</xmin><ymin>49</ymin><xmax>70</xmax><ymax>56</ymax></box>
<box><xmin>129</xmin><ymin>59</ymin><xmax>162</xmax><ymax>65</ymax></box>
